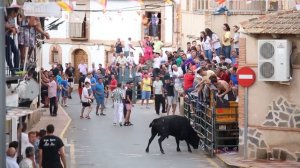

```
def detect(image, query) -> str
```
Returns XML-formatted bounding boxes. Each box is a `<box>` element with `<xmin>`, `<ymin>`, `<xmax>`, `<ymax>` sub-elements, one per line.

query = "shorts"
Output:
<box><xmin>95</xmin><ymin>97</ymin><xmax>105</xmax><ymax>106</ymax></box>
<box><xmin>68</xmin><ymin>81</ymin><xmax>74</xmax><ymax>88</ymax></box>
<box><xmin>78</xmin><ymin>87</ymin><xmax>83</xmax><ymax>97</ymax></box>
<box><xmin>82</xmin><ymin>102</ymin><xmax>91</xmax><ymax>107</ymax></box>
<box><xmin>167</xmin><ymin>96</ymin><xmax>176</xmax><ymax>105</ymax></box>
<box><xmin>62</xmin><ymin>90</ymin><xmax>68</xmax><ymax>97</ymax></box>
<box><xmin>125</xmin><ymin>104</ymin><xmax>132</xmax><ymax>110</ymax></box>
<box><xmin>124</xmin><ymin>51</ymin><xmax>130</xmax><ymax>57</ymax></box>
<box><xmin>142</xmin><ymin>91</ymin><xmax>151</xmax><ymax>100</ymax></box>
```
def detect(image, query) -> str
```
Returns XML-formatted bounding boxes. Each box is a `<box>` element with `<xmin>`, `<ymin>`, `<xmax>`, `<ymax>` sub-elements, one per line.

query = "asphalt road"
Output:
<box><xmin>64</xmin><ymin>93</ymin><xmax>223</xmax><ymax>168</ymax></box>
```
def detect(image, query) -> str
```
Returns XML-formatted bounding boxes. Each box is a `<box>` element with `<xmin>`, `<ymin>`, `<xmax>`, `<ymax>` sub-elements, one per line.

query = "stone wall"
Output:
<box><xmin>263</xmin><ymin>97</ymin><xmax>300</xmax><ymax>128</ymax></box>
<box><xmin>239</xmin><ymin>96</ymin><xmax>300</xmax><ymax>161</ymax></box>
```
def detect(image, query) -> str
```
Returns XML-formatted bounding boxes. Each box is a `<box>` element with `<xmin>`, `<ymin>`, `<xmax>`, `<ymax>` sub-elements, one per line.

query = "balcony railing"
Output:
<box><xmin>192</xmin><ymin>0</ymin><xmax>297</xmax><ymax>14</ymax></box>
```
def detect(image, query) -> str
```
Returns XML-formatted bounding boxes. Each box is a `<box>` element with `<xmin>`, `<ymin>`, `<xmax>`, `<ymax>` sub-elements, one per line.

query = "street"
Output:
<box><xmin>65</xmin><ymin>94</ymin><xmax>222</xmax><ymax>168</ymax></box>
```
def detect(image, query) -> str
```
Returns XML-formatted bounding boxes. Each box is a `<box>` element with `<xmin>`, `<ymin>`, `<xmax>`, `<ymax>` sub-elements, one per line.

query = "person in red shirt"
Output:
<box><xmin>217</xmin><ymin>66</ymin><xmax>230</xmax><ymax>83</ymax></box>
<box><xmin>183</xmin><ymin>69</ymin><xmax>195</xmax><ymax>91</ymax></box>
<box><xmin>109</xmin><ymin>74</ymin><xmax>118</xmax><ymax>107</ymax></box>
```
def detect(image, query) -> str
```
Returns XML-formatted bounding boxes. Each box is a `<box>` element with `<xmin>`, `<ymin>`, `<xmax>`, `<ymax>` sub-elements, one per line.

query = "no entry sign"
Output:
<box><xmin>237</xmin><ymin>67</ymin><xmax>256</xmax><ymax>87</ymax></box>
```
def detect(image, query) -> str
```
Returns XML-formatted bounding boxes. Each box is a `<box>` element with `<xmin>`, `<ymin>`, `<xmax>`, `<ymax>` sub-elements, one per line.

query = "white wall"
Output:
<box><xmin>89</xmin><ymin>1</ymin><xmax>142</xmax><ymax>41</ymax></box>
<box><xmin>165</xmin><ymin>5</ymin><xmax>173</xmax><ymax>43</ymax></box>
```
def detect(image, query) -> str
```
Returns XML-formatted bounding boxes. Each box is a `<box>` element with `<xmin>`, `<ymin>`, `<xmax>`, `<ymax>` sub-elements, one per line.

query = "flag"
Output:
<box><xmin>100</xmin><ymin>0</ymin><xmax>107</xmax><ymax>12</ymax></box>
<box><xmin>137</xmin><ymin>0</ymin><xmax>143</xmax><ymax>5</ymax></box>
<box><xmin>57</xmin><ymin>1</ymin><xmax>73</xmax><ymax>12</ymax></box>
<box><xmin>216</xmin><ymin>0</ymin><xmax>226</xmax><ymax>5</ymax></box>
<box><xmin>165</xmin><ymin>0</ymin><xmax>172</xmax><ymax>3</ymax></box>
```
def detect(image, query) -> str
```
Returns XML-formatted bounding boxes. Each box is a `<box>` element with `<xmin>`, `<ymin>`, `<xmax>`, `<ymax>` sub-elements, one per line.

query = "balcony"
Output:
<box><xmin>69</xmin><ymin>21</ymin><xmax>88</xmax><ymax>41</ymax></box>
<box><xmin>190</xmin><ymin>0</ymin><xmax>297</xmax><ymax>15</ymax></box>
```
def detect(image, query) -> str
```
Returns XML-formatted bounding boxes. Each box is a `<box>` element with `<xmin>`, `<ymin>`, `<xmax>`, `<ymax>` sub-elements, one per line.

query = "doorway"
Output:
<box><xmin>145</xmin><ymin>11</ymin><xmax>161</xmax><ymax>39</ymax></box>
<box><xmin>73</xmin><ymin>49</ymin><xmax>88</xmax><ymax>83</ymax></box>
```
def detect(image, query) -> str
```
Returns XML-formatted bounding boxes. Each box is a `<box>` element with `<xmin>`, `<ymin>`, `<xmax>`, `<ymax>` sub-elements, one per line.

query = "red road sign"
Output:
<box><xmin>237</xmin><ymin>67</ymin><xmax>256</xmax><ymax>87</ymax></box>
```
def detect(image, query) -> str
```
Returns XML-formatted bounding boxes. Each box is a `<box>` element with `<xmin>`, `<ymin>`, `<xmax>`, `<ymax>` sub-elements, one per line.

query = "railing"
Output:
<box><xmin>191</xmin><ymin>0</ymin><xmax>296</xmax><ymax>14</ymax></box>
<box><xmin>184</xmin><ymin>86</ymin><xmax>239</xmax><ymax>157</ymax></box>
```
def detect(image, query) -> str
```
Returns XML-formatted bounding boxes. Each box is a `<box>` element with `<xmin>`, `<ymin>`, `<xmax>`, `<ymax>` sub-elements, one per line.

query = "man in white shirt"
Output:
<box><xmin>153</xmin><ymin>52</ymin><xmax>161</xmax><ymax>78</ymax></box>
<box><xmin>124</xmin><ymin>37</ymin><xmax>135</xmax><ymax>57</ymax></box>
<box><xmin>78</xmin><ymin>60</ymin><xmax>87</xmax><ymax>77</ymax></box>
<box><xmin>116</xmin><ymin>53</ymin><xmax>127</xmax><ymax>77</ymax></box>
<box><xmin>6</xmin><ymin>147</ymin><xmax>19</xmax><ymax>168</ymax></box>
<box><xmin>19</xmin><ymin>147</ymin><xmax>35</xmax><ymax>168</ymax></box>
<box><xmin>153</xmin><ymin>75</ymin><xmax>165</xmax><ymax>115</ymax></box>
<box><xmin>127</xmin><ymin>52</ymin><xmax>135</xmax><ymax>78</ymax></box>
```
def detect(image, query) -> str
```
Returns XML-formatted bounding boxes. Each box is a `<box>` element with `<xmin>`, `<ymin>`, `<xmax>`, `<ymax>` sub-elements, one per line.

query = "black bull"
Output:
<box><xmin>145</xmin><ymin>115</ymin><xmax>200</xmax><ymax>154</ymax></box>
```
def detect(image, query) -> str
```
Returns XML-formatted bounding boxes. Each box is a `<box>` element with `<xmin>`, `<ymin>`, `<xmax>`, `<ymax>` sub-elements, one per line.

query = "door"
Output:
<box><xmin>73</xmin><ymin>49</ymin><xmax>88</xmax><ymax>83</ymax></box>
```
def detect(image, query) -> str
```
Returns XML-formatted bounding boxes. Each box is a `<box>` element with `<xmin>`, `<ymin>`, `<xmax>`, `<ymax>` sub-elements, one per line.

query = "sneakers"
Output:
<box><xmin>129</xmin><ymin>74</ymin><xmax>133</xmax><ymax>78</ymax></box>
<box><xmin>119</xmin><ymin>123</ymin><xmax>123</xmax><ymax>127</ymax></box>
<box><xmin>100</xmin><ymin>113</ymin><xmax>106</xmax><ymax>116</ymax></box>
<box><xmin>96</xmin><ymin>112</ymin><xmax>99</xmax><ymax>116</ymax></box>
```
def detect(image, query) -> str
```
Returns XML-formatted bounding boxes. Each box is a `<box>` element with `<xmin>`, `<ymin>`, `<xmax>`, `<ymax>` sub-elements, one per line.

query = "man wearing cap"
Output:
<box><xmin>94</xmin><ymin>76</ymin><xmax>106</xmax><ymax>116</ymax></box>
<box><xmin>216</xmin><ymin>66</ymin><xmax>230</xmax><ymax>83</ymax></box>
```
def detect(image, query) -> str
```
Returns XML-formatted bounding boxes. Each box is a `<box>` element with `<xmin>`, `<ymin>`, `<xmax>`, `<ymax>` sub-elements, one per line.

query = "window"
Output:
<box><xmin>69</xmin><ymin>1</ymin><xmax>88</xmax><ymax>40</ymax></box>
<box><xmin>186</xmin><ymin>0</ymin><xmax>190</xmax><ymax>11</ymax></box>
<box><xmin>49</xmin><ymin>45</ymin><xmax>62</xmax><ymax>64</ymax></box>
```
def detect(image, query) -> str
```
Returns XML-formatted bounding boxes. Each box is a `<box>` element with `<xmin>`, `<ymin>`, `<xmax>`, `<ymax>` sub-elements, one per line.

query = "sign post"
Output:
<box><xmin>237</xmin><ymin>67</ymin><xmax>256</xmax><ymax>160</ymax></box>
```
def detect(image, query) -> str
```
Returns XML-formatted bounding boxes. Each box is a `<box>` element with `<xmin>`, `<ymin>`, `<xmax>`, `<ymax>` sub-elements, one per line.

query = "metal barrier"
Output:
<box><xmin>184</xmin><ymin>88</ymin><xmax>239</xmax><ymax>157</ymax></box>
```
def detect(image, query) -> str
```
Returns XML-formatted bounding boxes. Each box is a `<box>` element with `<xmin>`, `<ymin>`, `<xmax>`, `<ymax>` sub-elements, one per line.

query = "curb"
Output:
<box><xmin>215</xmin><ymin>154</ymin><xmax>250</xmax><ymax>168</ymax></box>
<box><xmin>58</xmin><ymin>105</ymin><xmax>72</xmax><ymax>138</ymax></box>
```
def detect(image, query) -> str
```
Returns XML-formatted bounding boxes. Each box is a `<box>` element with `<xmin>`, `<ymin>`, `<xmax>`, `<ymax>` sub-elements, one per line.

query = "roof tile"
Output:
<box><xmin>242</xmin><ymin>10</ymin><xmax>300</xmax><ymax>34</ymax></box>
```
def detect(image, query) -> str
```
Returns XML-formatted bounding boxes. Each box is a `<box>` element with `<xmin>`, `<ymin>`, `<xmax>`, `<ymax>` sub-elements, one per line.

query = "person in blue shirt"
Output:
<box><xmin>56</xmin><ymin>71</ymin><xmax>63</xmax><ymax>102</ymax></box>
<box><xmin>61</xmin><ymin>74</ymin><xmax>69</xmax><ymax>107</ymax></box>
<box><xmin>94</xmin><ymin>76</ymin><xmax>106</xmax><ymax>116</ymax></box>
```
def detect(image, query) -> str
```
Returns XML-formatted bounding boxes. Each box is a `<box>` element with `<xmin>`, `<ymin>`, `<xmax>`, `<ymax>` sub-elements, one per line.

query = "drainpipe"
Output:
<box><xmin>0</xmin><ymin>0</ymin><xmax>7</xmax><ymax>167</ymax></box>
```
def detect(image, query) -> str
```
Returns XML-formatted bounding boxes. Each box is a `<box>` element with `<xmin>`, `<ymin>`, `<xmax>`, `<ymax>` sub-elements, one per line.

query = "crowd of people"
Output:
<box><xmin>6</xmin><ymin>124</ymin><xmax>66</xmax><ymax>168</ymax></box>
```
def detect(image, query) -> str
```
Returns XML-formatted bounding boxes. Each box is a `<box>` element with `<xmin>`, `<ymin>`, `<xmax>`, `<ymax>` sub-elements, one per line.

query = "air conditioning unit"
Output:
<box><xmin>258</xmin><ymin>39</ymin><xmax>292</xmax><ymax>81</ymax></box>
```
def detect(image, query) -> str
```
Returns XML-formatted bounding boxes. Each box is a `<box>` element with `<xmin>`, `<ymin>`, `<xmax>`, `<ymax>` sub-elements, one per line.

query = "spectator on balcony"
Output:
<box><xmin>115</xmin><ymin>38</ymin><xmax>123</xmax><ymax>54</ymax></box>
<box><xmin>142</xmin><ymin>14</ymin><xmax>150</xmax><ymax>36</ymax></box>
<box><xmin>183</xmin><ymin>68</ymin><xmax>195</xmax><ymax>95</ymax></box>
<box><xmin>116</xmin><ymin>52</ymin><xmax>127</xmax><ymax>77</ymax></box>
<box><xmin>212</xmin><ymin>51</ymin><xmax>221</xmax><ymax>64</ymax></box>
<box><xmin>232</xmin><ymin>25</ymin><xmax>240</xmax><ymax>55</ymax></box>
<box><xmin>124</xmin><ymin>37</ymin><xmax>135</xmax><ymax>57</ymax></box>
<box><xmin>18</xmin><ymin>15</ymin><xmax>50</xmax><ymax>69</ymax></box>
<box><xmin>5</xmin><ymin>7</ymin><xmax>20</xmax><ymax>75</ymax></box>
<box><xmin>222</xmin><ymin>23</ymin><xmax>231</xmax><ymax>59</ymax></box>
<box><xmin>200</xmin><ymin>31</ymin><xmax>213</xmax><ymax>61</ymax></box>
<box><xmin>205</xmin><ymin>28</ymin><xmax>222</xmax><ymax>56</ymax></box>
<box><xmin>150</xmin><ymin>13</ymin><xmax>159</xmax><ymax>37</ymax></box>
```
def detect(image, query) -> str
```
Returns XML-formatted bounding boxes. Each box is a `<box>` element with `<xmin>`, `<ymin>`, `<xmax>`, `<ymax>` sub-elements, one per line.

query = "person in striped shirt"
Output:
<box><xmin>112</xmin><ymin>83</ymin><xmax>124</xmax><ymax>126</ymax></box>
